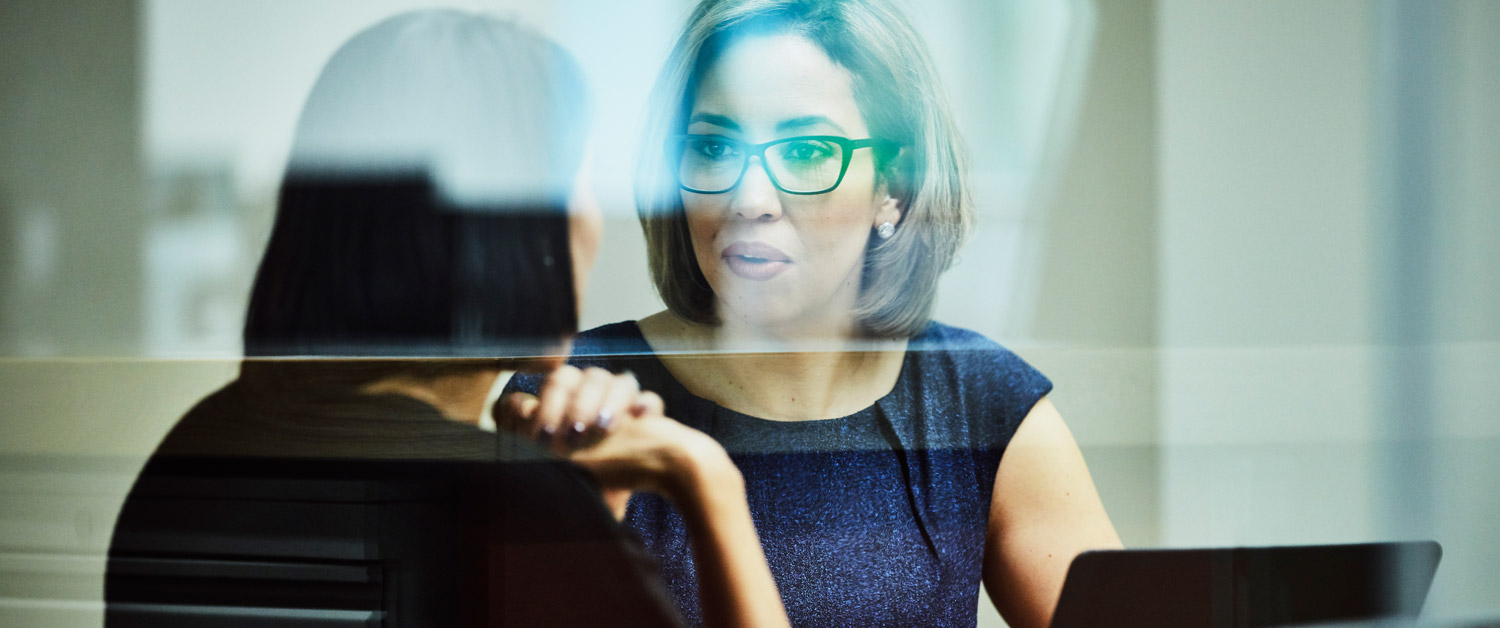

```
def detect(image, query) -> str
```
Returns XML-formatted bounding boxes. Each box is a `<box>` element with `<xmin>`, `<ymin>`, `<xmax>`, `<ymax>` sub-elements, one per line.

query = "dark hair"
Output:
<box><xmin>242</xmin><ymin>11</ymin><xmax>586</xmax><ymax>370</ymax></box>
<box><xmin>243</xmin><ymin>174</ymin><xmax>576</xmax><ymax>359</ymax></box>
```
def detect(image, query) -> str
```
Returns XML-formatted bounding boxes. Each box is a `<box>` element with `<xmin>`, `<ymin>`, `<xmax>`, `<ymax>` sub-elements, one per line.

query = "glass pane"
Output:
<box><xmin>4</xmin><ymin>1</ymin><xmax>1498</xmax><ymax>627</ymax></box>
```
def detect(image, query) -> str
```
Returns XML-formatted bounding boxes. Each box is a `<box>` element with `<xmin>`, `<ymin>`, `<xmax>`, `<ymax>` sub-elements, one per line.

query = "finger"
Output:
<box><xmin>533</xmin><ymin>365</ymin><xmax>583</xmax><ymax>441</ymax></box>
<box><xmin>629</xmin><ymin>390</ymin><xmax>665</xmax><ymax>419</ymax></box>
<box><xmin>563</xmin><ymin>368</ymin><xmax>616</xmax><ymax>447</ymax></box>
<box><xmin>593</xmin><ymin>372</ymin><xmax>640</xmax><ymax>435</ymax></box>
<box><xmin>495</xmin><ymin>392</ymin><xmax>539</xmax><ymax>434</ymax></box>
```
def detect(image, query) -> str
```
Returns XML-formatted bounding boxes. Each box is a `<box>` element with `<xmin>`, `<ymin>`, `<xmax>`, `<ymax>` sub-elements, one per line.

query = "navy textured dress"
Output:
<box><xmin>507</xmin><ymin>320</ymin><xmax>1052</xmax><ymax>627</ymax></box>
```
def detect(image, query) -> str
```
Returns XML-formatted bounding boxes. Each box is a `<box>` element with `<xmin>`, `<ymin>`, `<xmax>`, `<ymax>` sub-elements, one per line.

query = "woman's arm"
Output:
<box><xmin>983</xmin><ymin>397</ymin><xmax>1122</xmax><ymax>628</ymax></box>
<box><xmin>500</xmin><ymin>371</ymin><xmax>790</xmax><ymax>628</ymax></box>
<box><xmin>593</xmin><ymin>416</ymin><xmax>789</xmax><ymax>628</ymax></box>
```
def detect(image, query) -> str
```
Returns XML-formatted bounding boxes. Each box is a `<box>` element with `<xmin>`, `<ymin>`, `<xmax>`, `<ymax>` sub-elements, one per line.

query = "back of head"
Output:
<box><xmin>243</xmin><ymin>11</ymin><xmax>589</xmax><ymax>363</ymax></box>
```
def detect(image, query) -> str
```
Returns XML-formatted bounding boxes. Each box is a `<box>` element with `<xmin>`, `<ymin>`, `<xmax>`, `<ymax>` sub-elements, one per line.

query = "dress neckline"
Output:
<box><xmin>611</xmin><ymin>320</ymin><xmax>914</xmax><ymax>426</ymax></box>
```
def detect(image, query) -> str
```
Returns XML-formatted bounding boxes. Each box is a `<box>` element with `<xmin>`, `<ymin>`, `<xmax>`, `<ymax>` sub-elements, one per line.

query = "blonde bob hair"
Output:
<box><xmin>636</xmin><ymin>0</ymin><xmax>974</xmax><ymax>338</ymax></box>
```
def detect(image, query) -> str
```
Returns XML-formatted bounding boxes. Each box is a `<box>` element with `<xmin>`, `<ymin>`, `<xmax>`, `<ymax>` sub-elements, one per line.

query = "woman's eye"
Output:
<box><xmin>690</xmin><ymin>139</ymin><xmax>738</xmax><ymax>160</ymax></box>
<box><xmin>779</xmin><ymin>140</ymin><xmax>834</xmax><ymax>162</ymax></box>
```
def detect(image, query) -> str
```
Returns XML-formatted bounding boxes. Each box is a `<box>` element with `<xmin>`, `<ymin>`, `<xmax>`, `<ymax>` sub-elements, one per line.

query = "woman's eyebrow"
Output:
<box><xmin>775</xmin><ymin>115</ymin><xmax>845</xmax><ymax>134</ymax></box>
<box><xmin>688</xmin><ymin>112</ymin><xmax>740</xmax><ymax>130</ymax></box>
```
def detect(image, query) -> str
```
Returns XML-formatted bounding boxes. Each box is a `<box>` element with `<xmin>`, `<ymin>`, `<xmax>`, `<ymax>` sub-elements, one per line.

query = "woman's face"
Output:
<box><xmin>682</xmin><ymin>33</ymin><xmax>901</xmax><ymax>333</ymax></box>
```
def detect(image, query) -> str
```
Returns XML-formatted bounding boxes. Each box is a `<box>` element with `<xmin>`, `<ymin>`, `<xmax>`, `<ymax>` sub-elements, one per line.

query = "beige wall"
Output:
<box><xmin>1404</xmin><ymin>0</ymin><xmax>1500</xmax><ymax>614</ymax></box>
<box><xmin>1155</xmin><ymin>0</ymin><xmax>1500</xmax><ymax>618</ymax></box>
<box><xmin>0</xmin><ymin>0</ymin><xmax>145</xmax><ymax>356</ymax></box>
<box><xmin>1154</xmin><ymin>0</ymin><xmax>1383</xmax><ymax>544</ymax></box>
<box><xmin>990</xmin><ymin>4</ymin><xmax>1163</xmax><ymax>623</ymax></box>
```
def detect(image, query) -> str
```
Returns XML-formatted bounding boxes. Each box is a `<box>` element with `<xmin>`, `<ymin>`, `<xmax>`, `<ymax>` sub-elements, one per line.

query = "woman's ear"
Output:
<box><xmin>874</xmin><ymin>145</ymin><xmax>909</xmax><ymax>225</ymax></box>
<box><xmin>874</xmin><ymin>194</ymin><xmax>902</xmax><ymax>228</ymax></box>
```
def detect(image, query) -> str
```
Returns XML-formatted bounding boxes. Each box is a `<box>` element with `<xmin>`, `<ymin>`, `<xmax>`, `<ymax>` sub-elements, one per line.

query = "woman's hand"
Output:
<box><xmin>495</xmin><ymin>366</ymin><xmax>736</xmax><ymax>509</ymax></box>
<box><xmin>495</xmin><ymin>366</ymin><xmax>788</xmax><ymax>628</ymax></box>
<box><xmin>565</xmin><ymin>400</ymin><xmax>735</xmax><ymax>503</ymax></box>
<box><xmin>497</xmin><ymin>365</ymin><xmax>642</xmax><ymax>450</ymax></box>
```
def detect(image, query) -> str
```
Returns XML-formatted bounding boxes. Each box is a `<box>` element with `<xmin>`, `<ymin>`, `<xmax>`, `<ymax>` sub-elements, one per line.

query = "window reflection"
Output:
<box><xmin>0</xmin><ymin>1</ymin><xmax>1497</xmax><ymax>627</ymax></box>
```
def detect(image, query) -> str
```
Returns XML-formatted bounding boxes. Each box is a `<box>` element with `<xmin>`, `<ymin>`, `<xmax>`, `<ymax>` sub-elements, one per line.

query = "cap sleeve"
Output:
<box><xmin>912</xmin><ymin>323</ymin><xmax>1053</xmax><ymax>490</ymax></box>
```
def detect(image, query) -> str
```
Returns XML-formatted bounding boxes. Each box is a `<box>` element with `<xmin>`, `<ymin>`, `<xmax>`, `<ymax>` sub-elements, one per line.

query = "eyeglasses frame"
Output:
<box><xmin>670</xmin><ymin>134</ymin><xmax>900</xmax><ymax>196</ymax></box>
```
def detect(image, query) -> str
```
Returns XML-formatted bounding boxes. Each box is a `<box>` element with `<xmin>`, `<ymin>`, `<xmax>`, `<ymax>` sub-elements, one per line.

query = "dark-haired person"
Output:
<box><xmin>505</xmin><ymin>1</ymin><xmax>1121</xmax><ymax>627</ymax></box>
<box><xmin>105</xmin><ymin>11</ymin><xmax>787</xmax><ymax>628</ymax></box>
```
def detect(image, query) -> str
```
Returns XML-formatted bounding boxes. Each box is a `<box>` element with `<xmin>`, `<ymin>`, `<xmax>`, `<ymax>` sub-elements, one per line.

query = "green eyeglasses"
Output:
<box><xmin>672</xmin><ymin>134</ymin><xmax>899</xmax><ymax>195</ymax></box>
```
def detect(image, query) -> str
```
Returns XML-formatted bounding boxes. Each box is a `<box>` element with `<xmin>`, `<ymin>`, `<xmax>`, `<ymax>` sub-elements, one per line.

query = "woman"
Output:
<box><xmin>106</xmin><ymin>11</ymin><xmax>786</xmax><ymax>628</ymax></box>
<box><xmin>507</xmin><ymin>1</ymin><xmax>1121</xmax><ymax>626</ymax></box>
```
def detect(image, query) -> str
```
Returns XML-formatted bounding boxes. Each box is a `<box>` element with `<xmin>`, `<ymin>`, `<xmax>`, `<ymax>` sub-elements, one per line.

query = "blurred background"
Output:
<box><xmin>0</xmin><ymin>0</ymin><xmax>1495</xmax><ymax>626</ymax></box>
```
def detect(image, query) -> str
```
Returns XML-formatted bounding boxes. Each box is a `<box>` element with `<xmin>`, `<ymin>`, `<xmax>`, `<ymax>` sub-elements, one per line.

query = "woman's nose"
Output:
<box><xmin>728</xmin><ymin>157</ymin><xmax>783</xmax><ymax>221</ymax></box>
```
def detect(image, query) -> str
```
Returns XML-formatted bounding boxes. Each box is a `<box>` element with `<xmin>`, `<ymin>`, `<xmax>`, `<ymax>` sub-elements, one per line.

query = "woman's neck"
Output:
<box><xmin>359</xmin><ymin>368</ymin><xmax>505</xmax><ymax>426</ymax></box>
<box><xmin>639</xmin><ymin>311</ymin><xmax>906</xmax><ymax>422</ymax></box>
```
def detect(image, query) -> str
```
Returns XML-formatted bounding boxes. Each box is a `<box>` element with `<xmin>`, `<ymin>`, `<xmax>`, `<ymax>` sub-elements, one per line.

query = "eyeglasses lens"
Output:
<box><xmin>677</xmin><ymin>137</ymin><xmax>846</xmax><ymax>194</ymax></box>
<box><xmin>765</xmin><ymin>138</ymin><xmax>843</xmax><ymax>193</ymax></box>
<box><xmin>678</xmin><ymin>136</ymin><xmax>743</xmax><ymax>193</ymax></box>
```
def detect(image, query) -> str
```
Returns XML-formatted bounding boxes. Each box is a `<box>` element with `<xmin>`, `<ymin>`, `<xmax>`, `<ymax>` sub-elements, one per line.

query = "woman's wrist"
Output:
<box><xmin>659</xmin><ymin>433</ymin><xmax>742</xmax><ymax>509</ymax></box>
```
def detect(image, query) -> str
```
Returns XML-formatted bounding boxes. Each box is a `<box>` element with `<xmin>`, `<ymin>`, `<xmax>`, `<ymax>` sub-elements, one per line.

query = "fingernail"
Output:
<box><xmin>539</xmin><ymin>425</ymin><xmax>556</xmax><ymax>445</ymax></box>
<box><xmin>596</xmin><ymin>409</ymin><xmax>614</xmax><ymax>431</ymax></box>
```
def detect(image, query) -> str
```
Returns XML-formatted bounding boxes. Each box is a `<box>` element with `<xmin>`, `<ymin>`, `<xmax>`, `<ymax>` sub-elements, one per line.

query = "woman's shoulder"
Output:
<box><xmin>907</xmin><ymin>320</ymin><xmax>1052</xmax><ymax>399</ymax></box>
<box><xmin>150</xmin><ymin>381</ymin><xmax>257</xmax><ymax>458</ymax></box>
<box><xmin>910</xmin><ymin>320</ymin><xmax>1003</xmax><ymax>350</ymax></box>
<box><xmin>569</xmin><ymin>320</ymin><xmax>654</xmax><ymax>358</ymax></box>
<box><xmin>910</xmin><ymin>321</ymin><xmax>1027</xmax><ymax>363</ymax></box>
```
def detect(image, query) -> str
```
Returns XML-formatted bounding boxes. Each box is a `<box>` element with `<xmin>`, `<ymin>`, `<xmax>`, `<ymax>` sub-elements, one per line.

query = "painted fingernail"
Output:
<box><xmin>567</xmin><ymin>421</ymin><xmax>589</xmax><ymax>446</ymax></box>
<box><xmin>596</xmin><ymin>409</ymin><xmax>614</xmax><ymax>430</ymax></box>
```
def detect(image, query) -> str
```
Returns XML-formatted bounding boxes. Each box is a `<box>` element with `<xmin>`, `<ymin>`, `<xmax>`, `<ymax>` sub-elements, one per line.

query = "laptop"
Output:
<box><xmin>1290</xmin><ymin>620</ymin><xmax>1500</xmax><ymax>628</ymax></box>
<box><xmin>1048</xmin><ymin>541</ymin><xmax>1442</xmax><ymax>628</ymax></box>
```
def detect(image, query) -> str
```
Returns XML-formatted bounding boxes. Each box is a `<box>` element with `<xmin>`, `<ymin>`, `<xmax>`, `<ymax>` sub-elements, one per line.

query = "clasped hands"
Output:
<box><xmin>495</xmin><ymin>366</ymin><xmax>736</xmax><ymax>510</ymax></box>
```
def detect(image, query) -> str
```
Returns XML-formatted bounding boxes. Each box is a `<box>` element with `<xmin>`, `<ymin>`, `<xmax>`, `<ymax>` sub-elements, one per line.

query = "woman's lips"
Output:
<box><xmin>721</xmin><ymin>241</ymin><xmax>790</xmax><ymax>281</ymax></box>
